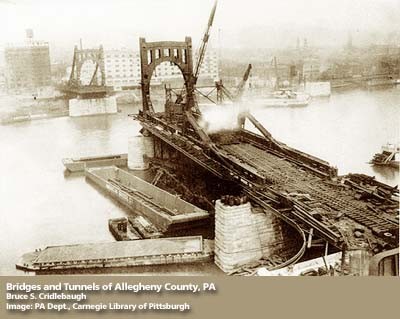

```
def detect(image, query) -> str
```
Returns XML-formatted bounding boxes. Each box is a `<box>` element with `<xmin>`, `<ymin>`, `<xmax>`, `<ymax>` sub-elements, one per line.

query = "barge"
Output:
<box><xmin>85</xmin><ymin>166</ymin><xmax>210</xmax><ymax>232</ymax></box>
<box><xmin>108</xmin><ymin>216</ymin><xmax>162</xmax><ymax>241</ymax></box>
<box><xmin>62</xmin><ymin>153</ymin><xmax>128</xmax><ymax>172</ymax></box>
<box><xmin>16</xmin><ymin>236</ymin><xmax>214</xmax><ymax>272</ymax></box>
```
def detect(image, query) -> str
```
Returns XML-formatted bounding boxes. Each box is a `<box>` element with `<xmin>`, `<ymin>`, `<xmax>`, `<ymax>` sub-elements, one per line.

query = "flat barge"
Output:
<box><xmin>62</xmin><ymin>153</ymin><xmax>127</xmax><ymax>172</ymax></box>
<box><xmin>16</xmin><ymin>236</ymin><xmax>213</xmax><ymax>272</ymax></box>
<box><xmin>85</xmin><ymin>166</ymin><xmax>210</xmax><ymax>232</ymax></box>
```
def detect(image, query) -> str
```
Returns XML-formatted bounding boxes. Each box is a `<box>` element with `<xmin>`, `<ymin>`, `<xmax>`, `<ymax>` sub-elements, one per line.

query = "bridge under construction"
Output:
<box><xmin>132</xmin><ymin>1</ymin><xmax>399</xmax><ymax>273</ymax></box>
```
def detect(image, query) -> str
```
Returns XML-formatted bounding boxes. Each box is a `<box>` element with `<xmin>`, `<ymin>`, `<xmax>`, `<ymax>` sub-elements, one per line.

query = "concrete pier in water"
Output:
<box><xmin>214</xmin><ymin>200</ymin><xmax>262</xmax><ymax>272</ymax></box>
<box><xmin>69</xmin><ymin>96</ymin><xmax>117</xmax><ymax>117</ymax></box>
<box><xmin>214</xmin><ymin>199</ymin><xmax>303</xmax><ymax>273</ymax></box>
<box><xmin>128</xmin><ymin>135</ymin><xmax>154</xmax><ymax>170</ymax></box>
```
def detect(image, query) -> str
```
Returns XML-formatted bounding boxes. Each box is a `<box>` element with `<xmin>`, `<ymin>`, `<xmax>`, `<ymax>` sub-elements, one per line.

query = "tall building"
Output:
<box><xmin>153</xmin><ymin>49</ymin><xmax>219</xmax><ymax>84</ymax></box>
<box><xmin>103</xmin><ymin>48</ymin><xmax>141</xmax><ymax>88</ymax></box>
<box><xmin>4</xmin><ymin>30</ymin><xmax>51</xmax><ymax>92</ymax></box>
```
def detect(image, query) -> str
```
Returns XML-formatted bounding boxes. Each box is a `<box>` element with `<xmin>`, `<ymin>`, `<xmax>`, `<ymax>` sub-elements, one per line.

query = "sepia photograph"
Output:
<box><xmin>0</xmin><ymin>0</ymin><xmax>399</xmax><ymax>278</ymax></box>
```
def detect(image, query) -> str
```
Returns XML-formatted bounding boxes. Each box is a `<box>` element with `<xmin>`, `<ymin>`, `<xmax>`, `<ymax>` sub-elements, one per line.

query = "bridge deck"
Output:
<box><xmin>137</xmin><ymin>114</ymin><xmax>398</xmax><ymax>250</ymax></box>
<box><xmin>220</xmin><ymin>142</ymin><xmax>398</xmax><ymax>247</ymax></box>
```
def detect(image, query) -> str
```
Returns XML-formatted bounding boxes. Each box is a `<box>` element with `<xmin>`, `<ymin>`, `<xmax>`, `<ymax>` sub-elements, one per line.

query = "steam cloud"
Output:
<box><xmin>198</xmin><ymin>102</ymin><xmax>249</xmax><ymax>134</ymax></box>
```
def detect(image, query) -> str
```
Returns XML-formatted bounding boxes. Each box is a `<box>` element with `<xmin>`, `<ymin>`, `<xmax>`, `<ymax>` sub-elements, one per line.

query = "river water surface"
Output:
<box><xmin>0</xmin><ymin>87</ymin><xmax>398</xmax><ymax>275</ymax></box>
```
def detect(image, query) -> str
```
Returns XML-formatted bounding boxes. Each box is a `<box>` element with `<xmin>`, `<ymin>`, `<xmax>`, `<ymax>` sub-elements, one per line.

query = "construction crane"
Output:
<box><xmin>194</xmin><ymin>0</ymin><xmax>218</xmax><ymax>83</ymax></box>
<box><xmin>234</xmin><ymin>63</ymin><xmax>252</xmax><ymax>101</ymax></box>
<box><xmin>216</xmin><ymin>64</ymin><xmax>252</xmax><ymax>104</ymax></box>
<box><xmin>173</xmin><ymin>1</ymin><xmax>250</xmax><ymax>106</ymax></box>
<box><xmin>174</xmin><ymin>0</ymin><xmax>217</xmax><ymax>110</ymax></box>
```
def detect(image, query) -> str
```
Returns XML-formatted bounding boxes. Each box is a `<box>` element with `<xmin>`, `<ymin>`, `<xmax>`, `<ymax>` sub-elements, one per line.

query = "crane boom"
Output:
<box><xmin>215</xmin><ymin>64</ymin><xmax>252</xmax><ymax>104</ymax></box>
<box><xmin>234</xmin><ymin>64</ymin><xmax>252</xmax><ymax>101</ymax></box>
<box><xmin>193</xmin><ymin>0</ymin><xmax>217</xmax><ymax>83</ymax></box>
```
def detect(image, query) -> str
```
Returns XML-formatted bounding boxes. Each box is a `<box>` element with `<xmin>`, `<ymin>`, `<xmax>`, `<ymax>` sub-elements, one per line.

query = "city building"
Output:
<box><xmin>4</xmin><ymin>29</ymin><xmax>51</xmax><ymax>92</ymax></box>
<box><xmin>104</xmin><ymin>48</ymin><xmax>141</xmax><ymax>89</ymax></box>
<box><xmin>0</xmin><ymin>66</ymin><xmax>6</xmax><ymax>92</ymax></box>
<box><xmin>66</xmin><ymin>47</ymin><xmax>220</xmax><ymax>90</ymax></box>
<box><xmin>195</xmin><ymin>49</ymin><xmax>219</xmax><ymax>84</ymax></box>
<box><xmin>152</xmin><ymin>49</ymin><xmax>219</xmax><ymax>86</ymax></box>
<box><xmin>302</xmin><ymin>58</ymin><xmax>321</xmax><ymax>82</ymax></box>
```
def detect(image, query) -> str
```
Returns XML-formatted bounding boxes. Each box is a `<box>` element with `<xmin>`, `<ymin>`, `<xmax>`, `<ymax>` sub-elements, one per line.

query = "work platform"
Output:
<box><xmin>16</xmin><ymin>236</ymin><xmax>213</xmax><ymax>272</ymax></box>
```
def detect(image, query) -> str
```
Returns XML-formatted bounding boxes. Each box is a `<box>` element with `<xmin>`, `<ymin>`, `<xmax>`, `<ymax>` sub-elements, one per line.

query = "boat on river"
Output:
<box><xmin>62</xmin><ymin>153</ymin><xmax>128</xmax><ymax>172</ymax></box>
<box><xmin>85</xmin><ymin>166</ymin><xmax>210</xmax><ymax>232</ymax></box>
<box><xmin>370</xmin><ymin>143</ymin><xmax>399</xmax><ymax>168</ymax></box>
<box><xmin>252</xmin><ymin>89</ymin><xmax>311</xmax><ymax>107</ymax></box>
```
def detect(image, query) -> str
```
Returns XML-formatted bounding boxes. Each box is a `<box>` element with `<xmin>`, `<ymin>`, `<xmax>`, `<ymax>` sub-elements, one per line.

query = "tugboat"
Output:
<box><xmin>370</xmin><ymin>143</ymin><xmax>399</xmax><ymax>168</ymax></box>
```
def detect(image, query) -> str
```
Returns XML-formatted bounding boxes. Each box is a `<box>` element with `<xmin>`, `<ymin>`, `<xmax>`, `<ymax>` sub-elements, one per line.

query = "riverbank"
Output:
<box><xmin>0</xmin><ymin>95</ymin><xmax>69</xmax><ymax>125</ymax></box>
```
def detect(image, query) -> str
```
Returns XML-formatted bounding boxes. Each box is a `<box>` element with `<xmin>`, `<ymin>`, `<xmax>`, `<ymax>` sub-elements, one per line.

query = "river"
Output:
<box><xmin>0</xmin><ymin>87</ymin><xmax>398</xmax><ymax>275</ymax></box>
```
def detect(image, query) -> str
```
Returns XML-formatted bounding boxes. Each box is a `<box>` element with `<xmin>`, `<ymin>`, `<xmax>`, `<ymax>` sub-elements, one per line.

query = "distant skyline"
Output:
<box><xmin>0</xmin><ymin>0</ymin><xmax>399</xmax><ymax>53</ymax></box>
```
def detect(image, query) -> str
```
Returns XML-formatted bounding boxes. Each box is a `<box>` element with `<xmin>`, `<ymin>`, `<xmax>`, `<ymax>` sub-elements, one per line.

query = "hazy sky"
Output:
<box><xmin>0</xmin><ymin>0</ymin><xmax>399</xmax><ymax>52</ymax></box>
